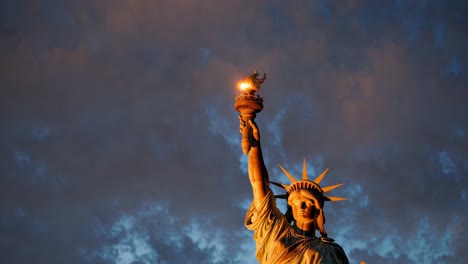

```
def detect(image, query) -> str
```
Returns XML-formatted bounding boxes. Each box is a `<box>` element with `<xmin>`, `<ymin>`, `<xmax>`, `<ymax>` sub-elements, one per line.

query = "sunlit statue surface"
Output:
<box><xmin>235</xmin><ymin>71</ymin><xmax>349</xmax><ymax>264</ymax></box>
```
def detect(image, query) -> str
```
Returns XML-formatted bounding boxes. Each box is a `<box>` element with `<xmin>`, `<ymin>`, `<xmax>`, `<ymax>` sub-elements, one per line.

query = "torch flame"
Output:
<box><xmin>239</xmin><ymin>82</ymin><xmax>251</xmax><ymax>91</ymax></box>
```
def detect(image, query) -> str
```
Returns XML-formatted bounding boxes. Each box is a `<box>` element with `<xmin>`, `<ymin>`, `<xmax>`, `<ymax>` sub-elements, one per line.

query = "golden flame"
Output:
<box><xmin>239</xmin><ymin>82</ymin><xmax>251</xmax><ymax>90</ymax></box>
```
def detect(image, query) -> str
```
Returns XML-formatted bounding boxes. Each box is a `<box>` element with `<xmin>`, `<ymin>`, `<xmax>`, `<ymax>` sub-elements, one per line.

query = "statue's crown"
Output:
<box><xmin>271</xmin><ymin>160</ymin><xmax>347</xmax><ymax>206</ymax></box>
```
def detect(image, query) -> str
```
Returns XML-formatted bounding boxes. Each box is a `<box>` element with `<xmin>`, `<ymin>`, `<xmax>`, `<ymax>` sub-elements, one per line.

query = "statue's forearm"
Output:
<box><xmin>248</xmin><ymin>143</ymin><xmax>269</xmax><ymax>208</ymax></box>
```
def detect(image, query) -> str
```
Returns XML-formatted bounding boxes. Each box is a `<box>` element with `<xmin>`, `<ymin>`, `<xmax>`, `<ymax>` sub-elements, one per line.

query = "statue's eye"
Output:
<box><xmin>293</xmin><ymin>199</ymin><xmax>313</xmax><ymax>207</ymax></box>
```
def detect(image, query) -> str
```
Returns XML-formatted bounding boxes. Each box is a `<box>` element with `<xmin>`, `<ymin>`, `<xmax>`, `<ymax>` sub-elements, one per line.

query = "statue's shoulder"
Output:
<box><xmin>319</xmin><ymin>237</ymin><xmax>345</xmax><ymax>251</ymax></box>
<box><xmin>319</xmin><ymin>237</ymin><xmax>349</xmax><ymax>263</ymax></box>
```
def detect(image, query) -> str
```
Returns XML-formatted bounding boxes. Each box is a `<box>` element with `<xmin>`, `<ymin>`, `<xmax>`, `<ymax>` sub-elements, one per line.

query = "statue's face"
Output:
<box><xmin>289</xmin><ymin>191</ymin><xmax>319</xmax><ymax>223</ymax></box>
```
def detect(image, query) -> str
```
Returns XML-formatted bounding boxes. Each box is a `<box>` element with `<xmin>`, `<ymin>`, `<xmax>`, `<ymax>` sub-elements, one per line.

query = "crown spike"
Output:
<box><xmin>313</xmin><ymin>168</ymin><xmax>329</xmax><ymax>184</ymax></box>
<box><xmin>326</xmin><ymin>196</ymin><xmax>347</xmax><ymax>202</ymax></box>
<box><xmin>302</xmin><ymin>159</ymin><xmax>308</xmax><ymax>180</ymax></box>
<box><xmin>322</xmin><ymin>183</ymin><xmax>344</xmax><ymax>193</ymax></box>
<box><xmin>278</xmin><ymin>164</ymin><xmax>297</xmax><ymax>183</ymax></box>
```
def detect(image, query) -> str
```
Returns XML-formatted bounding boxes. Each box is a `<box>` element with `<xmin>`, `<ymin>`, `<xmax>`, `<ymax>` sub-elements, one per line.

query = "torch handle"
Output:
<box><xmin>241</xmin><ymin>113</ymin><xmax>255</xmax><ymax>155</ymax></box>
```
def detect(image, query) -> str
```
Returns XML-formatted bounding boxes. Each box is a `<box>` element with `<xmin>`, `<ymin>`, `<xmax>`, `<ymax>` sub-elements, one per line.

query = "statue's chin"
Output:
<box><xmin>294</xmin><ymin>217</ymin><xmax>315</xmax><ymax>227</ymax></box>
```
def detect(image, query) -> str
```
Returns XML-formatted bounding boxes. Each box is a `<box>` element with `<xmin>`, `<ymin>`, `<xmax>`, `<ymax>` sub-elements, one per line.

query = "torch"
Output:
<box><xmin>234</xmin><ymin>70</ymin><xmax>266</xmax><ymax>154</ymax></box>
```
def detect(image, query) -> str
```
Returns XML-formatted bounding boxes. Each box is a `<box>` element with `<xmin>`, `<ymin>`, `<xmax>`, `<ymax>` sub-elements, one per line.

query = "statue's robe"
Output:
<box><xmin>245</xmin><ymin>191</ymin><xmax>349</xmax><ymax>264</ymax></box>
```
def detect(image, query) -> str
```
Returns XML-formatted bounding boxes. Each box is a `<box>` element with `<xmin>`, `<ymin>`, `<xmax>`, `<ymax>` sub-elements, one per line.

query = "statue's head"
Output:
<box><xmin>271</xmin><ymin>160</ymin><xmax>346</xmax><ymax>237</ymax></box>
<box><xmin>288</xmin><ymin>189</ymin><xmax>320</xmax><ymax>224</ymax></box>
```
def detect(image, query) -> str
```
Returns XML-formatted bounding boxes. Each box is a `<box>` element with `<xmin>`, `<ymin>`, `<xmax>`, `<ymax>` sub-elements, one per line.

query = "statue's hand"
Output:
<box><xmin>249</xmin><ymin>119</ymin><xmax>260</xmax><ymax>142</ymax></box>
<box><xmin>238</xmin><ymin>115</ymin><xmax>245</xmax><ymax>133</ymax></box>
<box><xmin>238</xmin><ymin>116</ymin><xmax>260</xmax><ymax>142</ymax></box>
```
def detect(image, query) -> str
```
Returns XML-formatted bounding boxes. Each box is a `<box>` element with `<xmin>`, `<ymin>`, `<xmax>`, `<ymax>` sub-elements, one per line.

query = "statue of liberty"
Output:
<box><xmin>236</xmin><ymin>71</ymin><xmax>349</xmax><ymax>264</ymax></box>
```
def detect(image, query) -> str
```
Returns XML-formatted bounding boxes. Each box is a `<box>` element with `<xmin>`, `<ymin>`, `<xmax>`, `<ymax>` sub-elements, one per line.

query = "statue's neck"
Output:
<box><xmin>293</xmin><ymin>223</ymin><xmax>316</xmax><ymax>237</ymax></box>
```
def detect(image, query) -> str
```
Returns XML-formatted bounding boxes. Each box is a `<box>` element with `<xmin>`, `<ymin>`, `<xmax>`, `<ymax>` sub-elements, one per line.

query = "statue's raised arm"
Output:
<box><xmin>238</xmin><ymin>117</ymin><xmax>269</xmax><ymax>209</ymax></box>
<box><xmin>235</xmin><ymin>70</ymin><xmax>270</xmax><ymax>208</ymax></box>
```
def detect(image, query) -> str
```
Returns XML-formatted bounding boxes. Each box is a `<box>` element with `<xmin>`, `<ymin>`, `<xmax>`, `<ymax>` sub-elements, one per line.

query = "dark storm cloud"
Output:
<box><xmin>1</xmin><ymin>0</ymin><xmax>467</xmax><ymax>263</ymax></box>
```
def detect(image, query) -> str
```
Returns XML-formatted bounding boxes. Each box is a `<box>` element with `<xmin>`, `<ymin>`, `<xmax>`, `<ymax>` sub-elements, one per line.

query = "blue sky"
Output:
<box><xmin>1</xmin><ymin>0</ymin><xmax>467</xmax><ymax>263</ymax></box>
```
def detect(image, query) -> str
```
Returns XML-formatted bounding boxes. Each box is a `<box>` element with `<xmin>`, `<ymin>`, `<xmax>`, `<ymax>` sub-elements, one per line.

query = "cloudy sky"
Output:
<box><xmin>1</xmin><ymin>0</ymin><xmax>467</xmax><ymax>263</ymax></box>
